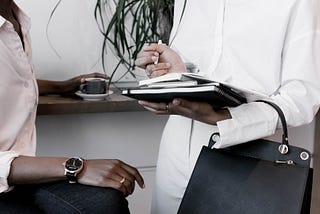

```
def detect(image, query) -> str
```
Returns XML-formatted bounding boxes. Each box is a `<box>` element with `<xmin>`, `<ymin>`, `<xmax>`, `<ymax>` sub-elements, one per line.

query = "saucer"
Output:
<box><xmin>75</xmin><ymin>90</ymin><xmax>114</xmax><ymax>101</ymax></box>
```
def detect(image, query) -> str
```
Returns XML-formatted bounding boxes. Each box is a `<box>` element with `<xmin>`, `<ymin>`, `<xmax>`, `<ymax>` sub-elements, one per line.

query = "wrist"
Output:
<box><xmin>210</xmin><ymin>109</ymin><xmax>232</xmax><ymax>125</ymax></box>
<box><xmin>218</xmin><ymin>108</ymin><xmax>231</xmax><ymax>120</ymax></box>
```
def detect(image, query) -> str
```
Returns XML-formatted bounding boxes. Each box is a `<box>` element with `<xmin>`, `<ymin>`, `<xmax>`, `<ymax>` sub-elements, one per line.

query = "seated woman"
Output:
<box><xmin>0</xmin><ymin>1</ymin><xmax>144</xmax><ymax>213</ymax></box>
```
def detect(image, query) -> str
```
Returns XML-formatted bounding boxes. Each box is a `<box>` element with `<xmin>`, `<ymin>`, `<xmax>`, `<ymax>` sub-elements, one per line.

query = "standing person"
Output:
<box><xmin>0</xmin><ymin>1</ymin><xmax>144</xmax><ymax>213</ymax></box>
<box><xmin>135</xmin><ymin>0</ymin><xmax>320</xmax><ymax>213</ymax></box>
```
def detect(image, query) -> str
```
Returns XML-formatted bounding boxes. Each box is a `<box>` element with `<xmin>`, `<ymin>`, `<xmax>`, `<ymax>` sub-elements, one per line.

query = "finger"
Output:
<box><xmin>141</xmin><ymin>104</ymin><xmax>169</xmax><ymax>115</ymax></box>
<box><xmin>150</xmin><ymin>69</ymin><xmax>170</xmax><ymax>78</ymax></box>
<box><xmin>118</xmin><ymin>176</ymin><xmax>135</xmax><ymax>195</ymax></box>
<box><xmin>106</xmin><ymin>179</ymin><xmax>129</xmax><ymax>196</ymax></box>
<box><xmin>80</xmin><ymin>77</ymin><xmax>86</xmax><ymax>84</ymax></box>
<box><xmin>172</xmin><ymin>98</ymin><xmax>191</xmax><ymax>109</ymax></box>
<box><xmin>170</xmin><ymin>99</ymin><xmax>217</xmax><ymax>122</ymax></box>
<box><xmin>135</xmin><ymin>57</ymin><xmax>155</xmax><ymax>69</ymax></box>
<box><xmin>142</xmin><ymin>105</ymin><xmax>164</xmax><ymax>113</ymax></box>
<box><xmin>146</xmin><ymin>63</ymin><xmax>171</xmax><ymax>76</ymax></box>
<box><xmin>138</xmin><ymin>101</ymin><xmax>169</xmax><ymax>113</ymax></box>
<box><xmin>110</xmin><ymin>167</ymin><xmax>135</xmax><ymax>195</ymax></box>
<box><xmin>169</xmin><ymin>99</ymin><xmax>194</xmax><ymax>116</ymax></box>
<box><xmin>107</xmin><ymin>164</ymin><xmax>135</xmax><ymax>193</ymax></box>
<box><xmin>146</xmin><ymin>64</ymin><xmax>166</xmax><ymax>75</ymax></box>
<box><xmin>138</xmin><ymin>100</ymin><xmax>199</xmax><ymax>117</ymax></box>
<box><xmin>142</xmin><ymin>43</ymin><xmax>158</xmax><ymax>51</ymax></box>
<box><xmin>118</xmin><ymin>169</ymin><xmax>138</xmax><ymax>194</ymax></box>
<box><xmin>120</xmin><ymin>163</ymin><xmax>145</xmax><ymax>189</ymax></box>
<box><xmin>173</xmin><ymin>98</ymin><xmax>208</xmax><ymax>114</ymax></box>
<box><xmin>120</xmin><ymin>176</ymin><xmax>136</xmax><ymax>195</ymax></box>
<box><xmin>108</xmin><ymin>160</ymin><xmax>139</xmax><ymax>194</ymax></box>
<box><xmin>135</xmin><ymin>52</ymin><xmax>158</xmax><ymax>68</ymax></box>
<box><xmin>145</xmin><ymin>64</ymin><xmax>155</xmax><ymax>75</ymax></box>
<box><xmin>109</xmin><ymin>171</ymin><xmax>134</xmax><ymax>196</ymax></box>
<box><xmin>155</xmin><ymin>62</ymin><xmax>171</xmax><ymax>71</ymax></box>
<box><xmin>85</xmin><ymin>72</ymin><xmax>108</xmax><ymax>79</ymax></box>
<box><xmin>143</xmin><ymin>43</ymin><xmax>167</xmax><ymax>54</ymax></box>
<box><xmin>92</xmin><ymin>72</ymin><xmax>109</xmax><ymax>79</ymax></box>
<box><xmin>136</xmin><ymin>49</ymin><xmax>157</xmax><ymax>59</ymax></box>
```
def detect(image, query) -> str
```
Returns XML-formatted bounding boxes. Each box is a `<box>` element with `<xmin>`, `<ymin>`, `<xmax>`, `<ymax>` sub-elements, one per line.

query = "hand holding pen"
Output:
<box><xmin>135</xmin><ymin>40</ymin><xmax>186</xmax><ymax>77</ymax></box>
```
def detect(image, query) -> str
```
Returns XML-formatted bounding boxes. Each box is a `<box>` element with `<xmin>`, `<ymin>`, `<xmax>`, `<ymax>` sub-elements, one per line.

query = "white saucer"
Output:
<box><xmin>75</xmin><ymin>90</ymin><xmax>114</xmax><ymax>101</ymax></box>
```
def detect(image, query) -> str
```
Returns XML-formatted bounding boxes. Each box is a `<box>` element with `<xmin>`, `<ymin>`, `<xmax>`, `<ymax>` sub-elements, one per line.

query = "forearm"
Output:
<box><xmin>37</xmin><ymin>79</ymin><xmax>64</xmax><ymax>95</ymax></box>
<box><xmin>8</xmin><ymin>156</ymin><xmax>68</xmax><ymax>185</ymax></box>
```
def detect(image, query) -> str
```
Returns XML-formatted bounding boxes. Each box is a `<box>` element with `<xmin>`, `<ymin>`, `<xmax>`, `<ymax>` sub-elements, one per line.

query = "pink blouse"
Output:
<box><xmin>0</xmin><ymin>3</ymin><xmax>38</xmax><ymax>193</ymax></box>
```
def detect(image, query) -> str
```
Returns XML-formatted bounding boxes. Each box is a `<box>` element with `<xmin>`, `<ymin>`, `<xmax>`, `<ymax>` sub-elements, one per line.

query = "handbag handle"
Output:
<box><xmin>256</xmin><ymin>100</ymin><xmax>289</xmax><ymax>154</ymax></box>
<box><xmin>210</xmin><ymin>100</ymin><xmax>290</xmax><ymax>154</ymax></box>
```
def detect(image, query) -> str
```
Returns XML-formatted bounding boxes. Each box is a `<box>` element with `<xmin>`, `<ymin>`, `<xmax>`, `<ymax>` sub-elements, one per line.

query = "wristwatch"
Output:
<box><xmin>63</xmin><ymin>157</ymin><xmax>84</xmax><ymax>183</ymax></box>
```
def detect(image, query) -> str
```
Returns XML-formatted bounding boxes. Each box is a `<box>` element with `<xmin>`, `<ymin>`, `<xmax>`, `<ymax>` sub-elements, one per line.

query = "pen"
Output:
<box><xmin>154</xmin><ymin>40</ymin><xmax>163</xmax><ymax>65</ymax></box>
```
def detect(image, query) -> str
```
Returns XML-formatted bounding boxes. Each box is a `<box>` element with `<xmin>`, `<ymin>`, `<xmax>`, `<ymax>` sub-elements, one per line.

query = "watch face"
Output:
<box><xmin>65</xmin><ymin>158</ymin><xmax>83</xmax><ymax>172</ymax></box>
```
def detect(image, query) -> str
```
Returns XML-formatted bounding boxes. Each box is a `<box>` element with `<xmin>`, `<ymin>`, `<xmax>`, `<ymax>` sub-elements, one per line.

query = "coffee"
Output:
<box><xmin>80</xmin><ymin>78</ymin><xmax>106</xmax><ymax>94</ymax></box>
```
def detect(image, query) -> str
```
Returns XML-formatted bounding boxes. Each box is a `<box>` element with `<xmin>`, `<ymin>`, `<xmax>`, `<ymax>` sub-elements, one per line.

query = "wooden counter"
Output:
<box><xmin>37</xmin><ymin>83</ymin><xmax>145</xmax><ymax>115</ymax></box>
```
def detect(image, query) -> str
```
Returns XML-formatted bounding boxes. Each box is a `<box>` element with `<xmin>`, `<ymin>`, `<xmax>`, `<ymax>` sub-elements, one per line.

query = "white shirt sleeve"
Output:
<box><xmin>215</xmin><ymin>0</ymin><xmax>320</xmax><ymax>148</ymax></box>
<box><xmin>0</xmin><ymin>151</ymin><xmax>19</xmax><ymax>193</ymax></box>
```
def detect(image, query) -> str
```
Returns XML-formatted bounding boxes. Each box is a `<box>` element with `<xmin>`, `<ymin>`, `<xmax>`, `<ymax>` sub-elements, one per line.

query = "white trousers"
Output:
<box><xmin>151</xmin><ymin>116</ymin><xmax>219</xmax><ymax>214</ymax></box>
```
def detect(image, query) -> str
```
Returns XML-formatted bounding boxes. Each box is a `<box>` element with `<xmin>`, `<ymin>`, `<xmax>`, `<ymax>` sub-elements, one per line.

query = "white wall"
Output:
<box><xmin>15</xmin><ymin>0</ymin><xmax>137</xmax><ymax>81</ymax></box>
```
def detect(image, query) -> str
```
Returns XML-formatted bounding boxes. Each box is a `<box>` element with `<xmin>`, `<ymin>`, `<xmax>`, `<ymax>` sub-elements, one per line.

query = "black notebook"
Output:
<box><xmin>122</xmin><ymin>83</ymin><xmax>247</xmax><ymax>108</ymax></box>
<box><xmin>121</xmin><ymin>73</ymin><xmax>266</xmax><ymax>108</ymax></box>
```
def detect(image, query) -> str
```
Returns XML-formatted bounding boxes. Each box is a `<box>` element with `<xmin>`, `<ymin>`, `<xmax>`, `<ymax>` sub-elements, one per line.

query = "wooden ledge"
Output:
<box><xmin>37</xmin><ymin>83</ymin><xmax>145</xmax><ymax>115</ymax></box>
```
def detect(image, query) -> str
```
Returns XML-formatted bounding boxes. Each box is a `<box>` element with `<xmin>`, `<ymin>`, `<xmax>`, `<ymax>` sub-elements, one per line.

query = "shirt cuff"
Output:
<box><xmin>215</xmin><ymin>102</ymin><xmax>278</xmax><ymax>148</ymax></box>
<box><xmin>0</xmin><ymin>151</ymin><xmax>20</xmax><ymax>193</ymax></box>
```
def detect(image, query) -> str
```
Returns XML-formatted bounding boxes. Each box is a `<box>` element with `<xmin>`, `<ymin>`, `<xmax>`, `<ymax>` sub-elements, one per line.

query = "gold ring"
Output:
<box><xmin>120</xmin><ymin>177</ymin><xmax>126</xmax><ymax>184</ymax></box>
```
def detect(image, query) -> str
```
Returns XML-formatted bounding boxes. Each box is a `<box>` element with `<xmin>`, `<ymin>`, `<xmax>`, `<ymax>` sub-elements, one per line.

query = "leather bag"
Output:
<box><xmin>177</xmin><ymin>100</ymin><xmax>313</xmax><ymax>214</ymax></box>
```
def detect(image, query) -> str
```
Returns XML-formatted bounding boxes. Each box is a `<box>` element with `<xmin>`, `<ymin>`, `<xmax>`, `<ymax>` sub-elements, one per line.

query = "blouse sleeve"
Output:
<box><xmin>0</xmin><ymin>151</ymin><xmax>19</xmax><ymax>193</ymax></box>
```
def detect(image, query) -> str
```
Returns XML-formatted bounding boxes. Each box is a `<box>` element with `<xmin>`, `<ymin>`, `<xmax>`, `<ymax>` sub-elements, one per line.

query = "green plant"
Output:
<box><xmin>47</xmin><ymin>0</ymin><xmax>186</xmax><ymax>82</ymax></box>
<box><xmin>94</xmin><ymin>0</ymin><xmax>175</xmax><ymax>81</ymax></box>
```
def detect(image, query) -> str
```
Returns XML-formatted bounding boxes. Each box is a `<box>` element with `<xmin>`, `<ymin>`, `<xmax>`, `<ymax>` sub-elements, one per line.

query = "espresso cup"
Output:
<box><xmin>80</xmin><ymin>78</ymin><xmax>106</xmax><ymax>94</ymax></box>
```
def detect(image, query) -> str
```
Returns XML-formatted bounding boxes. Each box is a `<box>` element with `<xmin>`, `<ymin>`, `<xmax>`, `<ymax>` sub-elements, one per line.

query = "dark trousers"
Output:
<box><xmin>0</xmin><ymin>181</ymin><xmax>130</xmax><ymax>214</ymax></box>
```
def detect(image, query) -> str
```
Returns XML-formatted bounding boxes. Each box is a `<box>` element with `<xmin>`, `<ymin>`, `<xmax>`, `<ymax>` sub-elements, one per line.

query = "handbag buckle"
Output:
<box><xmin>278</xmin><ymin>144</ymin><xmax>289</xmax><ymax>154</ymax></box>
<box><xmin>275</xmin><ymin>160</ymin><xmax>295</xmax><ymax>165</ymax></box>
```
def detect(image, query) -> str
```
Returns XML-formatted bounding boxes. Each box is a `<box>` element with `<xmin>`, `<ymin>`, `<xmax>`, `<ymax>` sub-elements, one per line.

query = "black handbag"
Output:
<box><xmin>177</xmin><ymin>100</ymin><xmax>313</xmax><ymax>214</ymax></box>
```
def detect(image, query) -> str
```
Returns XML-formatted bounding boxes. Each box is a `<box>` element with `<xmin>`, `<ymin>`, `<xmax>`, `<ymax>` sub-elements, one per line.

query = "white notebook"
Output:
<box><xmin>138</xmin><ymin>72</ymin><xmax>212</xmax><ymax>87</ymax></box>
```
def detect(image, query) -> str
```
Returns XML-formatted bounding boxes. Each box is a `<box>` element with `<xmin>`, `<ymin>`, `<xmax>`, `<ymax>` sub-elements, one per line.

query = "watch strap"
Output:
<box><xmin>65</xmin><ymin>171</ymin><xmax>77</xmax><ymax>184</ymax></box>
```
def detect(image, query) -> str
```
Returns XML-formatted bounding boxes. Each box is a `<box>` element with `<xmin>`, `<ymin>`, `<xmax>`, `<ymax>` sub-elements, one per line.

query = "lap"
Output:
<box><xmin>0</xmin><ymin>182</ymin><xmax>129</xmax><ymax>214</ymax></box>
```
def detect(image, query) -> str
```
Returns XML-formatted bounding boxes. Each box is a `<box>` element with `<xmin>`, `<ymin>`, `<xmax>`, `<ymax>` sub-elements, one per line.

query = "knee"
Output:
<box><xmin>35</xmin><ymin>183</ymin><xmax>130</xmax><ymax>214</ymax></box>
<box><xmin>93</xmin><ymin>187</ymin><xmax>130</xmax><ymax>214</ymax></box>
